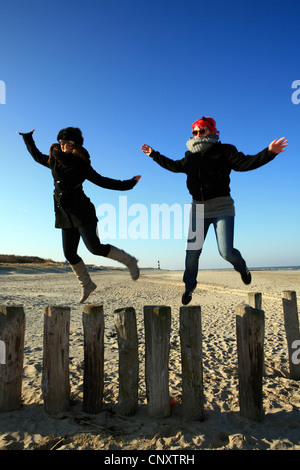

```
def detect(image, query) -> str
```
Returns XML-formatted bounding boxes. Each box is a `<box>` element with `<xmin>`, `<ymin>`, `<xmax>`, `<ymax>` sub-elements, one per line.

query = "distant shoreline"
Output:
<box><xmin>1</xmin><ymin>254</ymin><xmax>299</xmax><ymax>272</ymax></box>
<box><xmin>1</xmin><ymin>254</ymin><xmax>299</xmax><ymax>274</ymax></box>
<box><xmin>0</xmin><ymin>264</ymin><xmax>299</xmax><ymax>276</ymax></box>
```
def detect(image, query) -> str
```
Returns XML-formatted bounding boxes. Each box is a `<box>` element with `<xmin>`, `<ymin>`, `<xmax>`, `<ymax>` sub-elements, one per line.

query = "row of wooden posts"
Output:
<box><xmin>0</xmin><ymin>290</ymin><xmax>299</xmax><ymax>423</ymax></box>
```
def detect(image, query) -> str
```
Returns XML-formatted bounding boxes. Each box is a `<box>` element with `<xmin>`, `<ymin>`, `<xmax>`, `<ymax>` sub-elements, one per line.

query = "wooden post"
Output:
<box><xmin>180</xmin><ymin>306</ymin><xmax>204</xmax><ymax>421</ymax></box>
<box><xmin>248</xmin><ymin>292</ymin><xmax>262</xmax><ymax>310</ymax></box>
<box><xmin>236</xmin><ymin>303</ymin><xmax>265</xmax><ymax>422</ymax></box>
<box><xmin>247</xmin><ymin>293</ymin><xmax>265</xmax><ymax>375</ymax></box>
<box><xmin>42</xmin><ymin>306</ymin><xmax>70</xmax><ymax>415</ymax></box>
<box><xmin>82</xmin><ymin>304</ymin><xmax>104</xmax><ymax>413</ymax></box>
<box><xmin>144</xmin><ymin>305</ymin><xmax>171</xmax><ymax>418</ymax></box>
<box><xmin>282</xmin><ymin>291</ymin><xmax>300</xmax><ymax>380</ymax></box>
<box><xmin>0</xmin><ymin>305</ymin><xmax>25</xmax><ymax>412</ymax></box>
<box><xmin>114</xmin><ymin>307</ymin><xmax>139</xmax><ymax>415</ymax></box>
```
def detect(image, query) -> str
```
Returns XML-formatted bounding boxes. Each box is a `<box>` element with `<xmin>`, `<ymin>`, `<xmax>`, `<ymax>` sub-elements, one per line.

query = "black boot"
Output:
<box><xmin>182</xmin><ymin>291</ymin><xmax>193</xmax><ymax>305</ymax></box>
<box><xmin>241</xmin><ymin>269</ymin><xmax>251</xmax><ymax>285</ymax></box>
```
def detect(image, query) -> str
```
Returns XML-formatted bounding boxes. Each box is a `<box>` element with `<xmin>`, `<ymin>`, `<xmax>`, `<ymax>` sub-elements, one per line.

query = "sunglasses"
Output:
<box><xmin>59</xmin><ymin>140</ymin><xmax>75</xmax><ymax>146</ymax></box>
<box><xmin>192</xmin><ymin>128</ymin><xmax>207</xmax><ymax>136</ymax></box>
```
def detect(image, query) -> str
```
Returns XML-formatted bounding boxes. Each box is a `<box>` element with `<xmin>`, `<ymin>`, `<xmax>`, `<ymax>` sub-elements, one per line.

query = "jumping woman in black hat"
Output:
<box><xmin>18</xmin><ymin>127</ymin><xmax>141</xmax><ymax>303</ymax></box>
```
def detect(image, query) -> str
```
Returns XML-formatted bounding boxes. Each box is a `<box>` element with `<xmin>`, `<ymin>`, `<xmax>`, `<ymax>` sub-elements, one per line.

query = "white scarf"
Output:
<box><xmin>186</xmin><ymin>134</ymin><xmax>219</xmax><ymax>153</ymax></box>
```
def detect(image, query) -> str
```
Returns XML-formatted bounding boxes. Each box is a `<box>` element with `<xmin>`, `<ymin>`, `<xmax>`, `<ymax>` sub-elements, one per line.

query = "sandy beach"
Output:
<box><xmin>0</xmin><ymin>266</ymin><xmax>299</xmax><ymax>451</ymax></box>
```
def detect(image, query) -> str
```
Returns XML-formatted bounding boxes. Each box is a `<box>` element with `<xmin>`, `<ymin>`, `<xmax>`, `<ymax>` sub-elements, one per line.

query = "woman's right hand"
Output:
<box><xmin>141</xmin><ymin>144</ymin><xmax>153</xmax><ymax>155</ymax></box>
<box><xmin>17</xmin><ymin>129</ymin><xmax>35</xmax><ymax>136</ymax></box>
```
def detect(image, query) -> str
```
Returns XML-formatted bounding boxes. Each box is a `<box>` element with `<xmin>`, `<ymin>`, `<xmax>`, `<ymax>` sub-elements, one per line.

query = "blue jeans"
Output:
<box><xmin>183</xmin><ymin>215</ymin><xmax>247</xmax><ymax>292</ymax></box>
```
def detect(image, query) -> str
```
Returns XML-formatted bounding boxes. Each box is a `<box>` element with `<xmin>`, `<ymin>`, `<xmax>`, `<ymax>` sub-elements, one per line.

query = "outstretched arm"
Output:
<box><xmin>86</xmin><ymin>165</ymin><xmax>141</xmax><ymax>191</ymax></box>
<box><xmin>227</xmin><ymin>137</ymin><xmax>288</xmax><ymax>172</ymax></box>
<box><xmin>141</xmin><ymin>144</ymin><xmax>187</xmax><ymax>173</ymax></box>
<box><xmin>17</xmin><ymin>129</ymin><xmax>50</xmax><ymax>167</ymax></box>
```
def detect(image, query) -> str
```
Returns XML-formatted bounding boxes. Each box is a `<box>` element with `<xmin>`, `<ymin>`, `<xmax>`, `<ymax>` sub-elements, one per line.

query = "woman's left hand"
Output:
<box><xmin>269</xmin><ymin>137</ymin><xmax>288</xmax><ymax>154</ymax></box>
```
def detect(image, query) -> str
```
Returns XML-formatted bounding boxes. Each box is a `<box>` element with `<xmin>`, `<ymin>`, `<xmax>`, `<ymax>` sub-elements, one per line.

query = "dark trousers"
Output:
<box><xmin>62</xmin><ymin>223</ymin><xmax>110</xmax><ymax>265</ymax></box>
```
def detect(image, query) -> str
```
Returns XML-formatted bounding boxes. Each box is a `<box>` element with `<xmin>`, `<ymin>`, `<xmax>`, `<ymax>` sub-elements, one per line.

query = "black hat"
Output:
<box><xmin>57</xmin><ymin>127</ymin><xmax>84</xmax><ymax>146</ymax></box>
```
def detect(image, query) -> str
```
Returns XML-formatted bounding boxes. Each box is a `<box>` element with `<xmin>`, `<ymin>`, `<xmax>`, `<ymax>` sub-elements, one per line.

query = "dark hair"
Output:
<box><xmin>48</xmin><ymin>127</ymin><xmax>90</xmax><ymax>165</ymax></box>
<box><xmin>48</xmin><ymin>143</ymin><xmax>91</xmax><ymax>164</ymax></box>
<box><xmin>72</xmin><ymin>146</ymin><xmax>91</xmax><ymax>163</ymax></box>
<box><xmin>57</xmin><ymin>127</ymin><xmax>84</xmax><ymax>146</ymax></box>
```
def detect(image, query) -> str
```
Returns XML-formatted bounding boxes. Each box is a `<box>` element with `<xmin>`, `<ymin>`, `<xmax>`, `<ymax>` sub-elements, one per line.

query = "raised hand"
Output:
<box><xmin>268</xmin><ymin>137</ymin><xmax>288</xmax><ymax>154</ymax></box>
<box><xmin>17</xmin><ymin>129</ymin><xmax>35</xmax><ymax>136</ymax></box>
<box><xmin>141</xmin><ymin>144</ymin><xmax>153</xmax><ymax>155</ymax></box>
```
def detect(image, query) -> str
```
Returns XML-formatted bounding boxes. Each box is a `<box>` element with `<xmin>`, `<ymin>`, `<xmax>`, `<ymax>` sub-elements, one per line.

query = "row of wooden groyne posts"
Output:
<box><xmin>0</xmin><ymin>290</ymin><xmax>299</xmax><ymax>423</ymax></box>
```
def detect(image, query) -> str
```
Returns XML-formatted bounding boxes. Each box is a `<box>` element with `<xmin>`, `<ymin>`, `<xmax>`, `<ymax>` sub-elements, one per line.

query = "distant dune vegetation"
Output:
<box><xmin>0</xmin><ymin>254</ymin><xmax>60</xmax><ymax>265</ymax></box>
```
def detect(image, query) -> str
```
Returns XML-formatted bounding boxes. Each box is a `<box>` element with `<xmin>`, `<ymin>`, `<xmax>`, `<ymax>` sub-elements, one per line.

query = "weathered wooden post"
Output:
<box><xmin>82</xmin><ymin>304</ymin><xmax>104</xmax><ymax>413</ymax></box>
<box><xmin>42</xmin><ymin>306</ymin><xmax>70</xmax><ymax>415</ymax></box>
<box><xmin>144</xmin><ymin>305</ymin><xmax>171</xmax><ymax>418</ymax></box>
<box><xmin>248</xmin><ymin>292</ymin><xmax>262</xmax><ymax>310</ymax></box>
<box><xmin>180</xmin><ymin>306</ymin><xmax>204</xmax><ymax>421</ymax></box>
<box><xmin>282</xmin><ymin>291</ymin><xmax>300</xmax><ymax>380</ymax></box>
<box><xmin>114</xmin><ymin>307</ymin><xmax>139</xmax><ymax>415</ymax></box>
<box><xmin>236</xmin><ymin>303</ymin><xmax>265</xmax><ymax>422</ymax></box>
<box><xmin>0</xmin><ymin>305</ymin><xmax>25</xmax><ymax>412</ymax></box>
<box><xmin>247</xmin><ymin>292</ymin><xmax>265</xmax><ymax>375</ymax></box>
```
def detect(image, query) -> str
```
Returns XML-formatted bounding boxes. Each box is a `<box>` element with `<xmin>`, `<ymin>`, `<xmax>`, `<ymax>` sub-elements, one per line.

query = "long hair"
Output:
<box><xmin>48</xmin><ymin>144</ymin><xmax>91</xmax><ymax>165</ymax></box>
<box><xmin>72</xmin><ymin>146</ymin><xmax>91</xmax><ymax>163</ymax></box>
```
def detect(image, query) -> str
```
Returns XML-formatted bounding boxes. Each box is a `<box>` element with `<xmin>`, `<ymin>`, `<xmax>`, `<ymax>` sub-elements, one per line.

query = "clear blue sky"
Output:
<box><xmin>0</xmin><ymin>0</ymin><xmax>299</xmax><ymax>270</ymax></box>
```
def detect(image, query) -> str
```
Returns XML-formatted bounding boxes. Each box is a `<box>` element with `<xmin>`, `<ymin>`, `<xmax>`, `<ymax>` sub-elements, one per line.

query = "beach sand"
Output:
<box><xmin>0</xmin><ymin>267</ymin><xmax>299</xmax><ymax>451</ymax></box>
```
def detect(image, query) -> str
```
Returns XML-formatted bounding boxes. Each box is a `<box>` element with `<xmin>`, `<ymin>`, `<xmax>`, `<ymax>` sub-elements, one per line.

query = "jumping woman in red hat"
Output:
<box><xmin>142</xmin><ymin>117</ymin><xmax>287</xmax><ymax>305</ymax></box>
<box><xmin>19</xmin><ymin>128</ymin><xmax>141</xmax><ymax>303</ymax></box>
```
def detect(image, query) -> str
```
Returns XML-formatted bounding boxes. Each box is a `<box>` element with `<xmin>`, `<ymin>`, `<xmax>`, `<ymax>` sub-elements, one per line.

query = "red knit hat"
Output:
<box><xmin>192</xmin><ymin>116</ymin><xmax>219</xmax><ymax>135</ymax></box>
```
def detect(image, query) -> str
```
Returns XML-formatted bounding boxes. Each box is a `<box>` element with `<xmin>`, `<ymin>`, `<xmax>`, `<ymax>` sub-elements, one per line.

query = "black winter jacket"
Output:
<box><xmin>22</xmin><ymin>133</ymin><xmax>137</xmax><ymax>229</ymax></box>
<box><xmin>150</xmin><ymin>142</ymin><xmax>276</xmax><ymax>201</ymax></box>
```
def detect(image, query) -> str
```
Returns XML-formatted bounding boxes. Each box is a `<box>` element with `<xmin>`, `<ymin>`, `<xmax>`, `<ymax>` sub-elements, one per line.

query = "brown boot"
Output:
<box><xmin>70</xmin><ymin>260</ymin><xmax>97</xmax><ymax>303</ymax></box>
<box><xmin>106</xmin><ymin>246</ymin><xmax>139</xmax><ymax>280</ymax></box>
